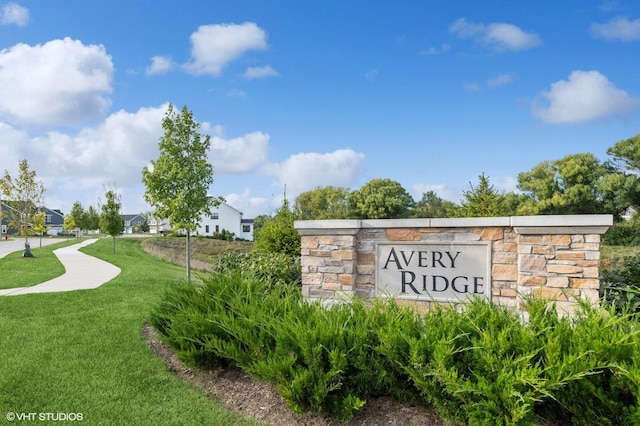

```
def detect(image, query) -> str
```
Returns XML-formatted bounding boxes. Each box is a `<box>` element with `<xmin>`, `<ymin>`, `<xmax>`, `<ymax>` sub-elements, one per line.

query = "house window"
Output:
<box><xmin>215</xmin><ymin>225</ymin><xmax>219</xmax><ymax>232</ymax></box>
<box><xmin>210</xmin><ymin>213</ymin><xmax>219</xmax><ymax>220</ymax></box>
<box><xmin>205</xmin><ymin>225</ymin><xmax>209</xmax><ymax>233</ymax></box>
<box><xmin>45</xmin><ymin>214</ymin><xmax>52</xmax><ymax>223</ymax></box>
<box><xmin>242</xmin><ymin>225</ymin><xmax>251</xmax><ymax>233</ymax></box>
<box><xmin>1</xmin><ymin>225</ymin><xmax>6</xmax><ymax>234</ymax></box>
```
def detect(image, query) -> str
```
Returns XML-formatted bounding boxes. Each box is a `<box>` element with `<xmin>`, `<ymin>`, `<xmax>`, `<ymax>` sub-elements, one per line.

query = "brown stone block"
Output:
<box><xmin>550</xmin><ymin>235</ymin><xmax>571</xmax><ymax>246</ymax></box>
<box><xmin>532</xmin><ymin>246</ymin><xmax>555</xmax><ymax>255</ymax></box>
<box><xmin>322</xmin><ymin>282</ymin><xmax>342</xmax><ymax>291</ymax></box>
<box><xmin>520</xmin><ymin>254</ymin><xmax>547</xmax><ymax>273</ymax></box>
<box><xmin>519</xmin><ymin>275</ymin><xmax>547</xmax><ymax>286</ymax></box>
<box><xmin>546</xmin><ymin>276</ymin><xmax>569</xmax><ymax>288</ymax></box>
<box><xmin>356</xmin><ymin>275</ymin><xmax>374</xmax><ymax>285</ymax></box>
<box><xmin>481</xmin><ymin>227</ymin><xmax>503</xmax><ymax>241</ymax></box>
<box><xmin>569</xmin><ymin>278</ymin><xmax>599</xmax><ymax>289</ymax></box>
<box><xmin>322</xmin><ymin>273</ymin><xmax>338</xmax><ymax>284</ymax></box>
<box><xmin>331</xmin><ymin>249</ymin><xmax>354</xmax><ymax>260</ymax></box>
<box><xmin>520</xmin><ymin>235</ymin><xmax>547</xmax><ymax>244</ymax></box>
<box><xmin>387</xmin><ymin>228</ymin><xmax>421</xmax><ymax>241</ymax></box>
<box><xmin>493</xmin><ymin>252</ymin><xmax>517</xmax><ymax>264</ymax></box>
<box><xmin>331</xmin><ymin>235</ymin><xmax>357</xmax><ymax>247</ymax></box>
<box><xmin>303</xmin><ymin>273</ymin><xmax>324</xmax><ymax>284</ymax></box>
<box><xmin>501</xmin><ymin>288</ymin><xmax>517</xmax><ymax>297</ymax></box>
<box><xmin>493</xmin><ymin>264</ymin><xmax>518</xmax><ymax>281</ymax></box>
<box><xmin>357</xmin><ymin>265</ymin><xmax>375</xmax><ymax>275</ymax></box>
<box><xmin>547</xmin><ymin>264</ymin><xmax>582</xmax><ymax>275</ymax></box>
<box><xmin>339</xmin><ymin>274</ymin><xmax>354</xmax><ymax>285</ymax></box>
<box><xmin>571</xmin><ymin>243</ymin><xmax>599</xmax><ymax>251</ymax></box>
<box><xmin>301</xmin><ymin>236</ymin><xmax>318</xmax><ymax>249</ymax></box>
<box><xmin>533</xmin><ymin>287</ymin><xmax>567</xmax><ymax>301</ymax></box>
<box><xmin>357</xmin><ymin>251</ymin><xmax>375</xmax><ymax>264</ymax></box>
<box><xmin>309</xmin><ymin>249</ymin><xmax>332</xmax><ymax>258</ymax></box>
<box><xmin>582</xmin><ymin>267</ymin><xmax>600</xmax><ymax>278</ymax></box>
<box><xmin>556</xmin><ymin>251</ymin><xmax>585</xmax><ymax>260</ymax></box>
<box><xmin>301</xmin><ymin>257</ymin><xmax>325</xmax><ymax>267</ymax></box>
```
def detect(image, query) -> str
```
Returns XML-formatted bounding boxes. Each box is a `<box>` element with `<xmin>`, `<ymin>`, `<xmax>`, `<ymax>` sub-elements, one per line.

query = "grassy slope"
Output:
<box><xmin>0</xmin><ymin>238</ymin><xmax>258</xmax><ymax>425</ymax></box>
<box><xmin>0</xmin><ymin>239</ymin><xmax>79</xmax><ymax>290</ymax></box>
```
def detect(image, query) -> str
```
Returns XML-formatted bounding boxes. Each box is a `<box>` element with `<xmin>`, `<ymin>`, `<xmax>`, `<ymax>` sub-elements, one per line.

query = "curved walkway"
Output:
<box><xmin>0</xmin><ymin>239</ymin><xmax>121</xmax><ymax>296</ymax></box>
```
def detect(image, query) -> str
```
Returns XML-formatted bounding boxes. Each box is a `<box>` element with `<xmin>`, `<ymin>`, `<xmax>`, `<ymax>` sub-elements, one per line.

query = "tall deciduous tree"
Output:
<box><xmin>411</xmin><ymin>190</ymin><xmax>458</xmax><ymax>218</ymax></box>
<box><xmin>69</xmin><ymin>201</ymin><xmax>86</xmax><ymax>231</ymax></box>
<box><xmin>32</xmin><ymin>211</ymin><xmax>46</xmax><ymax>248</ymax></box>
<box><xmin>84</xmin><ymin>205</ymin><xmax>100</xmax><ymax>231</ymax></box>
<box><xmin>348</xmin><ymin>178</ymin><xmax>414</xmax><ymax>219</ymax></box>
<box><xmin>0</xmin><ymin>159</ymin><xmax>46</xmax><ymax>253</ymax></box>
<box><xmin>99</xmin><ymin>188</ymin><xmax>124</xmax><ymax>254</ymax></box>
<box><xmin>63</xmin><ymin>216</ymin><xmax>76</xmax><ymax>240</ymax></box>
<box><xmin>294</xmin><ymin>186</ymin><xmax>351</xmax><ymax>219</ymax></box>
<box><xmin>516</xmin><ymin>152</ymin><xmax>638</xmax><ymax>217</ymax></box>
<box><xmin>142</xmin><ymin>104</ymin><xmax>221</xmax><ymax>280</ymax></box>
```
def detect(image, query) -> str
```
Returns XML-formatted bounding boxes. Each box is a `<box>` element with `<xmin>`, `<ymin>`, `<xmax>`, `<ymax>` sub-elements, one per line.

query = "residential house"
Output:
<box><xmin>121</xmin><ymin>214</ymin><xmax>146</xmax><ymax>234</ymax></box>
<box><xmin>195</xmin><ymin>202</ymin><xmax>254</xmax><ymax>241</ymax></box>
<box><xmin>1</xmin><ymin>201</ymin><xmax>64</xmax><ymax>236</ymax></box>
<box><xmin>148</xmin><ymin>217</ymin><xmax>170</xmax><ymax>234</ymax></box>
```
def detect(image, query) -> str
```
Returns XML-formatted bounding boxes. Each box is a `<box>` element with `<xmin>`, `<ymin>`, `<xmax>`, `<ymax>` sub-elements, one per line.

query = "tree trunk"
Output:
<box><xmin>186</xmin><ymin>230</ymin><xmax>191</xmax><ymax>281</ymax></box>
<box><xmin>112</xmin><ymin>236</ymin><xmax>116</xmax><ymax>254</ymax></box>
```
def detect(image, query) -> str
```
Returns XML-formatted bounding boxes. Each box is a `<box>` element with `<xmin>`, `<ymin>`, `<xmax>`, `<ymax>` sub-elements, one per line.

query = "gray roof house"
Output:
<box><xmin>121</xmin><ymin>214</ymin><xmax>146</xmax><ymax>234</ymax></box>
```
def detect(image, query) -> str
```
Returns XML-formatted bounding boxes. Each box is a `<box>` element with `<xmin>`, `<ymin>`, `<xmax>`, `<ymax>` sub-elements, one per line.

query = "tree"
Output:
<box><xmin>84</xmin><ymin>205</ymin><xmax>100</xmax><ymax>231</ymax></box>
<box><xmin>99</xmin><ymin>188</ymin><xmax>124</xmax><ymax>254</ymax></box>
<box><xmin>607</xmin><ymin>134</ymin><xmax>640</xmax><ymax>173</ymax></box>
<box><xmin>455</xmin><ymin>173</ymin><xmax>506</xmax><ymax>217</ymax></box>
<box><xmin>516</xmin><ymin>152</ymin><xmax>638</xmax><ymax>217</ymax></box>
<box><xmin>142</xmin><ymin>104</ymin><xmax>221</xmax><ymax>280</ymax></box>
<box><xmin>348</xmin><ymin>178</ymin><xmax>415</xmax><ymax>219</ymax></box>
<box><xmin>63</xmin><ymin>216</ymin><xmax>76</xmax><ymax>240</ymax></box>
<box><xmin>411</xmin><ymin>190</ymin><xmax>458</xmax><ymax>218</ymax></box>
<box><xmin>69</xmin><ymin>201</ymin><xmax>87</xmax><ymax>231</ymax></box>
<box><xmin>0</xmin><ymin>159</ymin><xmax>46</xmax><ymax>255</ymax></box>
<box><xmin>32</xmin><ymin>211</ymin><xmax>46</xmax><ymax>248</ymax></box>
<box><xmin>254</xmin><ymin>198</ymin><xmax>300</xmax><ymax>256</ymax></box>
<box><xmin>294</xmin><ymin>186</ymin><xmax>351</xmax><ymax>219</ymax></box>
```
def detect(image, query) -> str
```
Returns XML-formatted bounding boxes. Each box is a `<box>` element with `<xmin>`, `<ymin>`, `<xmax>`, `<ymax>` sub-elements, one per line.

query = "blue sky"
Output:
<box><xmin>1</xmin><ymin>1</ymin><xmax>639</xmax><ymax>218</ymax></box>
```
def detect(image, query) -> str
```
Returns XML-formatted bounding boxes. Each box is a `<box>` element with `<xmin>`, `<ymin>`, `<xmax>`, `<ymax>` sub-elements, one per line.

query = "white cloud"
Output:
<box><xmin>210</xmin><ymin>131</ymin><xmax>270</xmax><ymax>174</ymax></box>
<box><xmin>531</xmin><ymin>70</ymin><xmax>639</xmax><ymax>124</ymax></box>
<box><xmin>146</xmin><ymin>55</ymin><xmax>175</xmax><ymax>75</ymax></box>
<box><xmin>365</xmin><ymin>69</ymin><xmax>379</xmax><ymax>82</ymax></box>
<box><xmin>0</xmin><ymin>3</ymin><xmax>28</xmax><ymax>26</ymax></box>
<box><xmin>184</xmin><ymin>22</ymin><xmax>268</xmax><ymax>76</ymax></box>
<box><xmin>227</xmin><ymin>89</ymin><xmax>248</xmax><ymax>98</ymax></box>
<box><xmin>450</xmin><ymin>18</ymin><xmax>541</xmax><ymax>51</ymax></box>
<box><xmin>464</xmin><ymin>72</ymin><xmax>515</xmax><ymax>92</ymax></box>
<box><xmin>266</xmin><ymin>149</ymin><xmax>366</xmax><ymax>196</ymax></box>
<box><xmin>243</xmin><ymin>65</ymin><xmax>279</xmax><ymax>79</ymax></box>
<box><xmin>31</xmin><ymin>105</ymin><xmax>166</xmax><ymax>193</ymax></box>
<box><xmin>411</xmin><ymin>183</ymin><xmax>457</xmax><ymax>202</ymax></box>
<box><xmin>487</xmin><ymin>72</ymin><xmax>515</xmax><ymax>87</ymax></box>
<box><xmin>591</xmin><ymin>16</ymin><xmax>640</xmax><ymax>41</ymax></box>
<box><xmin>0</xmin><ymin>38</ymin><xmax>113</xmax><ymax>126</ymax></box>
<box><xmin>224</xmin><ymin>188</ymin><xmax>272</xmax><ymax>218</ymax></box>
<box><xmin>419</xmin><ymin>44</ymin><xmax>450</xmax><ymax>55</ymax></box>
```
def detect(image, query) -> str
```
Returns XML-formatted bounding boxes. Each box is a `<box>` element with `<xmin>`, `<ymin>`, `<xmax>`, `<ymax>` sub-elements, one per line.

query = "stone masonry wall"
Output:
<box><xmin>295</xmin><ymin>216</ymin><xmax>612</xmax><ymax>315</ymax></box>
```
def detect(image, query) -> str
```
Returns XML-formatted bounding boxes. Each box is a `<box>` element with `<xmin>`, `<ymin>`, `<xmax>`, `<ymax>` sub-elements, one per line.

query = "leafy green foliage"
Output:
<box><xmin>455</xmin><ymin>173</ymin><xmax>506</xmax><ymax>217</ymax></box>
<box><xmin>153</xmin><ymin>267</ymin><xmax>640</xmax><ymax>424</ymax></box>
<box><xmin>600</xmin><ymin>252</ymin><xmax>640</xmax><ymax>317</ymax></box>
<box><xmin>99</xmin><ymin>188</ymin><xmax>124</xmax><ymax>253</ymax></box>
<box><xmin>214</xmin><ymin>251</ymin><xmax>301</xmax><ymax>288</ymax></box>
<box><xmin>294</xmin><ymin>186</ymin><xmax>351</xmax><ymax>219</ymax></box>
<box><xmin>142</xmin><ymin>104</ymin><xmax>223</xmax><ymax>279</ymax></box>
<box><xmin>0</xmin><ymin>159</ymin><xmax>46</xmax><ymax>243</ymax></box>
<box><xmin>517</xmin><ymin>152</ymin><xmax>640</xmax><ymax>217</ymax></box>
<box><xmin>348</xmin><ymin>178</ymin><xmax>415</xmax><ymax>219</ymax></box>
<box><xmin>411</xmin><ymin>190</ymin><xmax>458</xmax><ymax>218</ymax></box>
<box><xmin>253</xmin><ymin>199</ymin><xmax>300</xmax><ymax>256</ymax></box>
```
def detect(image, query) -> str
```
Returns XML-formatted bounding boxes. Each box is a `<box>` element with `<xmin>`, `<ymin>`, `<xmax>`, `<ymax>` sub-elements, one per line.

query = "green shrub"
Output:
<box><xmin>600</xmin><ymin>252</ymin><xmax>640</xmax><ymax>316</ymax></box>
<box><xmin>214</xmin><ymin>251</ymin><xmax>301</xmax><ymax>288</ymax></box>
<box><xmin>602</xmin><ymin>221</ymin><xmax>640</xmax><ymax>246</ymax></box>
<box><xmin>253</xmin><ymin>199</ymin><xmax>301</xmax><ymax>256</ymax></box>
<box><xmin>152</xmin><ymin>269</ymin><xmax>640</xmax><ymax>425</ymax></box>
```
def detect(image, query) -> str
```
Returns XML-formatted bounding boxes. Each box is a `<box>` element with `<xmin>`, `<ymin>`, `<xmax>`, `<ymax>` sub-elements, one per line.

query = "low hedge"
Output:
<box><xmin>151</xmin><ymin>272</ymin><xmax>640</xmax><ymax>425</ymax></box>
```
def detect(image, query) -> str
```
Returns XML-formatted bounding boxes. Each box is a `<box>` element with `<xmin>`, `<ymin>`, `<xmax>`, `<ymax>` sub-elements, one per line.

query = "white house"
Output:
<box><xmin>195</xmin><ymin>202</ymin><xmax>254</xmax><ymax>241</ymax></box>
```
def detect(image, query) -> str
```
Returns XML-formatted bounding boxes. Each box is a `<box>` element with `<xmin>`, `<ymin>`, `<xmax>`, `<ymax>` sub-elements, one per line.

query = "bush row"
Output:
<box><xmin>150</xmin><ymin>271</ymin><xmax>640</xmax><ymax>425</ymax></box>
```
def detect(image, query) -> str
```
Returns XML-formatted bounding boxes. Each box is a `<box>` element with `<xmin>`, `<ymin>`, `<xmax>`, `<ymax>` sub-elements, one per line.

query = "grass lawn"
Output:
<box><xmin>0</xmin><ymin>237</ymin><xmax>259</xmax><ymax>425</ymax></box>
<box><xmin>0</xmin><ymin>239</ymin><xmax>80</xmax><ymax>290</ymax></box>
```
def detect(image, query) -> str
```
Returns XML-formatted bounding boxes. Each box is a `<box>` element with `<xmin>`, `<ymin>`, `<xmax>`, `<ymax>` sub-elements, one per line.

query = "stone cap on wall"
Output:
<box><xmin>294</xmin><ymin>215</ymin><xmax>613</xmax><ymax>235</ymax></box>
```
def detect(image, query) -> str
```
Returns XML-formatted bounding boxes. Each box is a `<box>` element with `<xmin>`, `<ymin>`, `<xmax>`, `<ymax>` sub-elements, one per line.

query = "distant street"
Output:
<box><xmin>0</xmin><ymin>237</ymin><xmax>72</xmax><ymax>259</ymax></box>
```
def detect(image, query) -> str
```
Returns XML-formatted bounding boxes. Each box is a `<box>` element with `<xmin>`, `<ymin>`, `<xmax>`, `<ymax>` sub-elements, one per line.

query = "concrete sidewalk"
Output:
<box><xmin>0</xmin><ymin>239</ymin><xmax>121</xmax><ymax>296</ymax></box>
